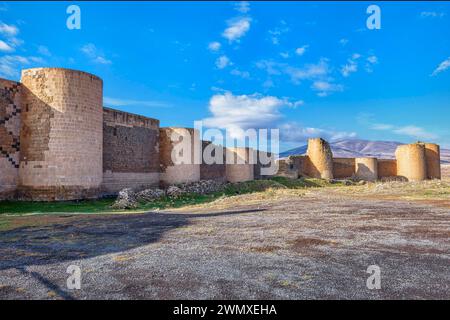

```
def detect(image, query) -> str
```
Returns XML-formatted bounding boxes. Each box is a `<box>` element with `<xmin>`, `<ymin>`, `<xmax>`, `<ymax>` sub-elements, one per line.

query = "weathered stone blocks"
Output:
<box><xmin>18</xmin><ymin>68</ymin><xmax>103</xmax><ymax>200</ymax></box>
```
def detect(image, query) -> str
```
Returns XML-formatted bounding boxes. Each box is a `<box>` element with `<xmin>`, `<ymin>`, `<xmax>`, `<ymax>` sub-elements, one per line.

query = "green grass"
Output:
<box><xmin>0</xmin><ymin>198</ymin><xmax>116</xmax><ymax>215</ymax></box>
<box><xmin>0</xmin><ymin>178</ymin><xmax>344</xmax><ymax>216</ymax></box>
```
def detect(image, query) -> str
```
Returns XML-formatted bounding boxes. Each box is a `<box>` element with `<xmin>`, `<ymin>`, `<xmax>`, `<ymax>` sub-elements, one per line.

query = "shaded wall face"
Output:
<box><xmin>0</xmin><ymin>79</ymin><xmax>21</xmax><ymax>199</ymax></box>
<box><xmin>424</xmin><ymin>144</ymin><xmax>441</xmax><ymax>179</ymax></box>
<box><xmin>102</xmin><ymin>108</ymin><xmax>160</xmax><ymax>194</ymax></box>
<box><xmin>18</xmin><ymin>68</ymin><xmax>103</xmax><ymax>201</ymax></box>
<box><xmin>377</xmin><ymin>159</ymin><xmax>397</xmax><ymax>178</ymax></box>
<box><xmin>200</xmin><ymin>140</ymin><xmax>226</xmax><ymax>181</ymax></box>
<box><xmin>355</xmin><ymin>158</ymin><xmax>378</xmax><ymax>181</ymax></box>
<box><xmin>332</xmin><ymin>158</ymin><xmax>355</xmax><ymax>179</ymax></box>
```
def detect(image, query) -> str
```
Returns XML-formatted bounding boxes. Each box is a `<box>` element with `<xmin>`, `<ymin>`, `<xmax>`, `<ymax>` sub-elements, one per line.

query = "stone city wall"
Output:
<box><xmin>102</xmin><ymin>107</ymin><xmax>160</xmax><ymax>194</ymax></box>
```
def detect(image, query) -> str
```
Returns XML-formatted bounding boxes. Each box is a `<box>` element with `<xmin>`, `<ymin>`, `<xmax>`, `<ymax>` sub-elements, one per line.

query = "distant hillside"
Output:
<box><xmin>279</xmin><ymin>139</ymin><xmax>450</xmax><ymax>164</ymax></box>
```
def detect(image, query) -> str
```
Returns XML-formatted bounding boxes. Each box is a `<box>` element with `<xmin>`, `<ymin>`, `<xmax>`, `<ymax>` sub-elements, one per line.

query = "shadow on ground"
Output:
<box><xmin>0</xmin><ymin>209</ymin><xmax>264</xmax><ymax>271</ymax></box>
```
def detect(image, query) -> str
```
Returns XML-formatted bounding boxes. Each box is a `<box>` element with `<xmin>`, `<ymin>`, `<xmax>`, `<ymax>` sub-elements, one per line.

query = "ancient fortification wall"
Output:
<box><xmin>332</xmin><ymin>158</ymin><xmax>355</xmax><ymax>179</ymax></box>
<box><xmin>355</xmin><ymin>157</ymin><xmax>378</xmax><ymax>181</ymax></box>
<box><xmin>18</xmin><ymin>68</ymin><xmax>103</xmax><ymax>201</ymax></box>
<box><xmin>200</xmin><ymin>140</ymin><xmax>226</xmax><ymax>182</ymax></box>
<box><xmin>102</xmin><ymin>107</ymin><xmax>160</xmax><ymax>194</ymax></box>
<box><xmin>275</xmin><ymin>156</ymin><xmax>299</xmax><ymax>179</ymax></box>
<box><xmin>304</xmin><ymin>138</ymin><xmax>334</xmax><ymax>179</ymax></box>
<box><xmin>226</xmin><ymin>147</ymin><xmax>254</xmax><ymax>182</ymax></box>
<box><xmin>395</xmin><ymin>143</ymin><xmax>427</xmax><ymax>181</ymax></box>
<box><xmin>377</xmin><ymin>159</ymin><xmax>397</xmax><ymax>178</ymax></box>
<box><xmin>0</xmin><ymin>79</ymin><xmax>22</xmax><ymax>199</ymax></box>
<box><xmin>159</xmin><ymin>127</ymin><xmax>200</xmax><ymax>186</ymax></box>
<box><xmin>0</xmin><ymin>67</ymin><xmax>443</xmax><ymax>201</ymax></box>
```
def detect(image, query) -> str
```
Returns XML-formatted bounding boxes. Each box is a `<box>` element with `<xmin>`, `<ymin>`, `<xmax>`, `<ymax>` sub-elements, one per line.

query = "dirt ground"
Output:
<box><xmin>0</xmin><ymin>182</ymin><xmax>449</xmax><ymax>300</ymax></box>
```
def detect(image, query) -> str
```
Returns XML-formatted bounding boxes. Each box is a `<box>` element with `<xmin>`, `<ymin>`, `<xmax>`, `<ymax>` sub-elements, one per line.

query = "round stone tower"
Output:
<box><xmin>424</xmin><ymin>143</ymin><xmax>441</xmax><ymax>180</ymax></box>
<box><xmin>18</xmin><ymin>68</ymin><xmax>103</xmax><ymax>200</ymax></box>
<box><xmin>395</xmin><ymin>143</ymin><xmax>427</xmax><ymax>181</ymax></box>
<box><xmin>159</xmin><ymin>127</ymin><xmax>201</xmax><ymax>185</ymax></box>
<box><xmin>305</xmin><ymin>138</ymin><xmax>333</xmax><ymax>179</ymax></box>
<box><xmin>355</xmin><ymin>157</ymin><xmax>378</xmax><ymax>181</ymax></box>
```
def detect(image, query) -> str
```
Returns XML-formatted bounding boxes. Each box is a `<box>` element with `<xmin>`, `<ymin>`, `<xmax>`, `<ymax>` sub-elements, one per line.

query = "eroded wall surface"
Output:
<box><xmin>102</xmin><ymin>107</ymin><xmax>160</xmax><ymax>194</ymax></box>
<box><xmin>0</xmin><ymin>79</ymin><xmax>21</xmax><ymax>199</ymax></box>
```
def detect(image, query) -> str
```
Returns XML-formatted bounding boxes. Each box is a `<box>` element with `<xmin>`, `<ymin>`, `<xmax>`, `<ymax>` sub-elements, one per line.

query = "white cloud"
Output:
<box><xmin>431</xmin><ymin>57</ymin><xmax>450</xmax><ymax>76</ymax></box>
<box><xmin>0</xmin><ymin>22</ymin><xmax>23</xmax><ymax>52</ymax></box>
<box><xmin>81</xmin><ymin>43</ymin><xmax>112</xmax><ymax>64</ymax></box>
<box><xmin>393</xmin><ymin>126</ymin><xmax>438</xmax><ymax>140</ymax></box>
<box><xmin>222</xmin><ymin>17</ymin><xmax>251</xmax><ymax>42</ymax></box>
<box><xmin>202</xmin><ymin>92</ymin><xmax>302</xmax><ymax>139</ymax></box>
<box><xmin>230</xmin><ymin>69</ymin><xmax>250</xmax><ymax>78</ymax></box>
<box><xmin>339</xmin><ymin>38</ymin><xmax>349</xmax><ymax>46</ymax></box>
<box><xmin>37</xmin><ymin>45</ymin><xmax>51</xmax><ymax>57</ymax></box>
<box><xmin>295</xmin><ymin>45</ymin><xmax>308</xmax><ymax>56</ymax></box>
<box><xmin>279</xmin><ymin>122</ymin><xmax>356</xmax><ymax>143</ymax></box>
<box><xmin>268</xmin><ymin>20</ymin><xmax>290</xmax><ymax>45</ymax></box>
<box><xmin>0</xmin><ymin>55</ymin><xmax>45</xmax><ymax>78</ymax></box>
<box><xmin>0</xmin><ymin>40</ymin><xmax>14</xmax><ymax>52</ymax></box>
<box><xmin>371</xmin><ymin>123</ymin><xmax>394</xmax><ymax>130</ymax></box>
<box><xmin>280</xmin><ymin>52</ymin><xmax>290</xmax><ymax>59</ymax></box>
<box><xmin>215</xmin><ymin>55</ymin><xmax>232</xmax><ymax>69</ymax></box>
<box><xmin>256</xmin><ymin>58</ymin><xmax>343</xmax><ymax>96</ymax></box>
<box><xmin>420</xmin><ymin>11</ymin><xmax>446</xmax><ymax>18</ymax></box>
<box><xmin>208</xmin><ymin>41</ymin><xmax>221</xmax><ymax>52</ymax></box>
<box><xmin>311</xmin><ymin>80</ymin><xmax>344</xmax><ymax>97</ymax></box>
<box><xmin>365</xmin><ymin>54</ymin><xmax>378</xmax><ymax>73</ymax></box>
<box><xmin>367</xmin><ymin>55</ymin><xmax>378</xmax><ymax>64</ymax></box>
<box><xmin>94</xmin><ymin>56</ymin><xmax>112</xmax><ymax>65</ymax></box>
<box><xmin>104</xmin><ymin>97</ymin><xmax>170</xmax><ymax>108</ymax></box>
<box><xmin>341</xmin><ymin>63</ymin><xmax>357</xmax><ymax>77</ymax></box>
<box><xmin>285</xmin><ymin>58</ymin><xmax>330</xmax><ymax>84</ymax></box>
<box><xmin>256</xmin><ymin>59</ymin><xmax>330</xmax><ymax>82</ymax></box>
<box><xmin>365</xmin><ymin>115</ymin><xmax>438</xmax><ymax>140</ymax></box>
<box><xmin>340</xmin><ymin>53</ymin><xmax>361</xmax><ymax>77</ymax></box>
<box><xmin>0</xmin><ymin>22</ymin><xmax>18</xmax><ymax>37</ymax></box>
<box><xmin>234</xmin><ymin>1</ymin><xmax>250</xmax><ymax>13</ymax></box>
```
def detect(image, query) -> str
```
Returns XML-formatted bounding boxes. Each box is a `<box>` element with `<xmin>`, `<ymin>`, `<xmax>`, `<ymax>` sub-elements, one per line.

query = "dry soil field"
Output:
<box><xmin>0</xmin><ymin>175</ymin><xmax>449</xmax><ymax>300</ymax></box>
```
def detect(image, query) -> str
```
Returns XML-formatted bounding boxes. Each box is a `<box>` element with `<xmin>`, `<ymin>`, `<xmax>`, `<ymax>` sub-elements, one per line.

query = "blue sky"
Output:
<box><xmin>1</xmin><ymin>1</ymin><xmax>449</xmax><ymax>151</ymax></box>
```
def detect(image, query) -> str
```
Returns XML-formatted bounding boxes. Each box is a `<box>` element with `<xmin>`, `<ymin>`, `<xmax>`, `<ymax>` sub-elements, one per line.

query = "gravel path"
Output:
<box><xmin>0</xmin><ymin>193</ymin><xmax>449</xmax><ymax>299</ymax></box>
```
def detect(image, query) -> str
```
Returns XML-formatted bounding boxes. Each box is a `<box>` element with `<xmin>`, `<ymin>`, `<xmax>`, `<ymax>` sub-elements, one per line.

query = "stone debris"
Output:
<box><xmin>135</xmin><ymin>188</ymin><xmax>165</xmax><ymax>202</ymax></box>
<box><xmin>112</xmin><ymin>180</ymin><xmax>226</xmax><ymax>207</ymax></box>
<box><xmin>111</xmin><ymin>188</ymin><xmax>138</xmax><ymax>209</ymax></box>
<box><xmin>165</xmin><ymin>185</ymin><xmax>186</xmax><ymax>198</ymax></box>
<box><xmin>176</xmin><ymin>180</ymin><xmax>226</xmax><ymax>195</ymax></box>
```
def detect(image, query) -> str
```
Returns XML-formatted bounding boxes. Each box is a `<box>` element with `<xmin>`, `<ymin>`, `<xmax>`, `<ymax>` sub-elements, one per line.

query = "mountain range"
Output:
<box><xmin>279</xmin><ymin>139</ymin><xmax>450</xmax><ymax>164</ymax></box>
